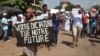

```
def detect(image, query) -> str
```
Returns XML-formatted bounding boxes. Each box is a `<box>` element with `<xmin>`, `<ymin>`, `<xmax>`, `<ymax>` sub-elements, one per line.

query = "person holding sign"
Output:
<box><xmin>22</xmin><ymin>7</ymin><xmax>38</xmax><ymax>56</ymax></box>
<box><xmin>16</xmin><ymin>14</ymin><xmax>25</xmax><ymax>24</ymax></box>
<box><xmin>41</xmin><ymin>4</ymin><xmax>50</xmax><ymax>19</ymax></box>
<box><xmin>71</xmin><ymin>10</ymin><xmax>83</xmax><ymax>48</ymax></box>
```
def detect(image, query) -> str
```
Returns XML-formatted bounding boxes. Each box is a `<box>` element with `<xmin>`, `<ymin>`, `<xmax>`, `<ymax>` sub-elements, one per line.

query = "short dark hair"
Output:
<box><xmin>76</xmin><ymin>5</ymin><xmax>81</xmax><ymax>8</ymax></box>
<box><xmin>42</xmin><ymin>4</ymin><xmax>47</xmax><ymax>8</ymax></box>
<box><xmin>78</xmin><ymin>10</ymin><xmax>82</xmax><ymax>14</ymax></box>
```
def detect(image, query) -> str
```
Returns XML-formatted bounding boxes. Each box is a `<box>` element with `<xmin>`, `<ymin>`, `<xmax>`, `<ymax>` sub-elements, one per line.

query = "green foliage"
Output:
<box><xmin>55</xmin><ymin>6</ymin><xmax>61</xmax><ymax>9</ymax></box>
<box><xmin>36</xmin><ymin>0</ymin><xmax>42</xmax><ymax>5</ymax></box>
<box><xmin>93</xmin><ymin>5</ymin><xmax>100</xmax><ymax>10</ymax></box>
<box><xmin>0</xmin><ymin>0</ymin><xmax>8</xmax><ymax>2</ymax></box>
<box><xmin>0</xmin><ymin>0</ymin><xmax>42</xmax><ymax>10</ymax></box>
<box><xmin>65</xmin><ymin>2</ymin><xmax>75</xmax><ymax>11</ymax></box>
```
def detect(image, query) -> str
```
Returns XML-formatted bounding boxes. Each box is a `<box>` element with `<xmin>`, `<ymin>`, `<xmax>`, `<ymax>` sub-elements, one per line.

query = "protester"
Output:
<box><xmin>10</xmin><ymin>13</ymin><xmax>17</xmax><ymax>37</ymax></box>
<box><xmin>52</xmin><ymin>14</ymin><xmax>59</xmax><ymax>46</ymax></box>
<box><xmin>36</xmin><ymin>4</ymin><xmax>49</xmax><ymax>20</ymax></box>
<box><xmin>22</xmin><ymin>7</ymin><xmax>38</xmax><ymax>56</ymax></box>
<box><xmin>41</xmin><ymin>4</ymin><xmax>49</xmax><ymax>19</ymax></box>
<box><xmin>65</xmin><ymin>12</ymin><xmax>72</xmax><ymax>31</ymax></box>
<box><xmin>89</xmin><ymin>8</ymin><xmax>97</xmax><ymax>35</ymax></box>
<box><xmin>2</xmin><ymin>12</ymin><xmax>9</xmax><ymax>41</ymax></box>
<box><xmin>42</xmin><ymin>4</ymin><xmax>48</xmax><ymax>14</ymax></box>
<box><xmin>71</xmin><ymin>10</ymin><xmax>83</xmax><ymax>48</ymax></box>
<box><xmin>81</xmin><ymin>10</ymin><xmax>89</xmax><ymax>37</ymax></box>
<box><xmin>37</xmin><ymin>4</ymin><xmax>55</xmax><ymax>50</ymax></box>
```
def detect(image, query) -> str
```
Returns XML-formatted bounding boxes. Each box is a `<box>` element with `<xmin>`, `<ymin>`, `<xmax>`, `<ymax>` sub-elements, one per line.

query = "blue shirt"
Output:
<box><xmin>2</xmin><ymin>17</ymin><xmax>8</xmax><ymax>30</ymax></box>
<box><xmin>52</xmin><ymin>14</ymin><xmax>59</xmax><ymax>30</ymax></box>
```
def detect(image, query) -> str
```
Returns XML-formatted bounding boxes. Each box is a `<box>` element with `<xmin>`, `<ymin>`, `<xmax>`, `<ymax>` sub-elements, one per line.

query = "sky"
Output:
<box><xmin>44</xmin><ymin>0</ymin><xmax>100</xmax><ymax>9</ymax></box>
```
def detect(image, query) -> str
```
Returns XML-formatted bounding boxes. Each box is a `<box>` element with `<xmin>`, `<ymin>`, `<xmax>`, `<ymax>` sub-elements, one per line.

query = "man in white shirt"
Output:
<box><xmin>37</xmin><ymin>4</ymin><xmax>49</xmax><ymax>20</ymax></box>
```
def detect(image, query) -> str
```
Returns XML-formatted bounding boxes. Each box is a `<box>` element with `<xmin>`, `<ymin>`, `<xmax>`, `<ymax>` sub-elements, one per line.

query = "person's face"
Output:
<box><xmin>43</xmin><ymin>6</ymin><xmax>47</xmax><ymax>11</ymax></box>
<box><xmin>26</xmin><ymin>8</ymin><xmax>35</xmax><ymax>19</ymax></box>
<box><xmin>17</xmin><ymin>16</ymin><xmax>21</xmax><ymax>21</ymax></box>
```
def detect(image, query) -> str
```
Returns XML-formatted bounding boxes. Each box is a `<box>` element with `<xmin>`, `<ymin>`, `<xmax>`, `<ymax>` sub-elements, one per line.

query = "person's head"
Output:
<box><xmin>3</xmin><ymin>12</ymin><xmax>8</xmax><ymax>18</ymax></box>
<box><xmin>25</xmin><ymin>7</ymin><xmax>36</xmax><ymax>19</ymax></box>
<box><xmin>78</xmin><ymin>10</ymin><xmax>82</xmax><ymax>14</ymax></box>
<box><xmin>76</xmin><ymin>5</ymin><xmax>81</xmax><ymax>8</ymax></box>
<box><xmin>42</xmin><ymin>4</ymin><xmax>48</xmax><ymax>13</ymax></box>
<box><xmin>17</xmin><ymin>16</ymin><xmax>21</xmax><ymax>22</ymax></box>
<box><xmin>90</xmin><ymin>7</ymin><xmax>97</xmax><ymax>14</ymax></box>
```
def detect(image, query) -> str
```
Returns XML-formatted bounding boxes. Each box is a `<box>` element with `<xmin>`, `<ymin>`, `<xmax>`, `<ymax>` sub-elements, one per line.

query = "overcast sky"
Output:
<box><xmin>44</xmin><ymin>0</ymin><xmax>100</xmax><ymax>9</ymax></box>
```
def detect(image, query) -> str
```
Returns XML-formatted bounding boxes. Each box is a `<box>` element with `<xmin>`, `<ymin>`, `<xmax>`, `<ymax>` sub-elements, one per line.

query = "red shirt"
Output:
<box><xmin>82</xmin><ymin>14</ymin><xmax>88</xmax><ymax>24</ymax></box>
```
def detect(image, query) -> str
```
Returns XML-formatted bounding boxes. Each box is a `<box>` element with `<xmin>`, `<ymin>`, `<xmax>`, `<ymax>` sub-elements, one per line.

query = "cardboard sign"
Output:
<box><xmin>14</xmin><ymin>19</ymin><xmax>55</xmax><ymax>46</ymax></box>
<box><xmin>72</xmin><ymin>8</ymin><xmax>80</xmax><ymax>15</ymax></box>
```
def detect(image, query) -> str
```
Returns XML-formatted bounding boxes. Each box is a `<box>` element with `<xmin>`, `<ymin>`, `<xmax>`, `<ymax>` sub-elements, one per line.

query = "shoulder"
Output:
<box><xmin>2</xmin><ymin>17</ymin><xmax>6</xmax><ymax>20</ymax></box>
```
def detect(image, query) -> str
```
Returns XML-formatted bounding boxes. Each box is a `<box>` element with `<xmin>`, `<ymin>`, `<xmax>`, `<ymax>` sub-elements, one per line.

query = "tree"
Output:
<box><xmin>55</xmin><ymin>6</ymin><xmax>61</xmax><ymax>9</ymax></box>
<box><xmin>65</xmin><ymin>2</ymin><xmax>75</xmax><ymax>11</ymax></box>
<box><xmin>0</xmin><ymin>0</ymin><xmax>8</xmax><ymax>2</ymax></box>
<box><xmin>92</xmin><ymin>5</ymin><xmax>100</xmax><ymax>10</ymax></box>
<box><xmin>0</xmin><ymin>0</ymin><xmax>42</xmax><ymax>10</ymax></box>
<box><xmin>0</xmin><ymin>0</ymin><xmax>30</xmax><ymax>9</ymax></box>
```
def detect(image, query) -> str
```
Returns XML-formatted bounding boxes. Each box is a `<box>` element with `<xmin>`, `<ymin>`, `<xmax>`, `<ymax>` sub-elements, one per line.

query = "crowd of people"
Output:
<box><xmin>0</xmin><ymin>4</ymin><xmax>100</xmax><ymax>56</ymax></box>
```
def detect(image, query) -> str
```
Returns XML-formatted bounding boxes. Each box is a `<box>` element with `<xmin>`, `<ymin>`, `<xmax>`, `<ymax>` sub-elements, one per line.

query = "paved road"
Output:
<box><xmin>0</xmin><ymin>30</ymin><xmax>100</xmax><ymax>56</ymax></box>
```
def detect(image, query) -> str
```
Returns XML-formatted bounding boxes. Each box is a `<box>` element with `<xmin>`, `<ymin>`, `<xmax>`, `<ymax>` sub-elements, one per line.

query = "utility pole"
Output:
<box><xmin>34</xmin><ymin>0</ymin><xmax>36</xmax><ymax>5</ymax></box>
<box><xmin>42</xmin><ymin>0</ymin><xmax>44</xmax><ymax>4</ymax></box>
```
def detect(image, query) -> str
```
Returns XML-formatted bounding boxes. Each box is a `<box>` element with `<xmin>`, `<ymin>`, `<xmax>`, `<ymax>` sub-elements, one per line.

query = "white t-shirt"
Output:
<box><xmin>11</xmin><ymin>16</ymin><xmax>17</xmax><ymax>26</ymax></box>
<box><xmin>72</xmin><ymin>14</ymin><xmax>83</xmax><ymax>28</ymax></box>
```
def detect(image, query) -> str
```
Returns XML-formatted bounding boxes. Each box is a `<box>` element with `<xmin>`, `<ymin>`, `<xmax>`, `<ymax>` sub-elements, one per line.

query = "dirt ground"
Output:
<box><xmin>0</xmin><ymin>30</ymin><xmax>100</xmax><ymax>56</ymax></box>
